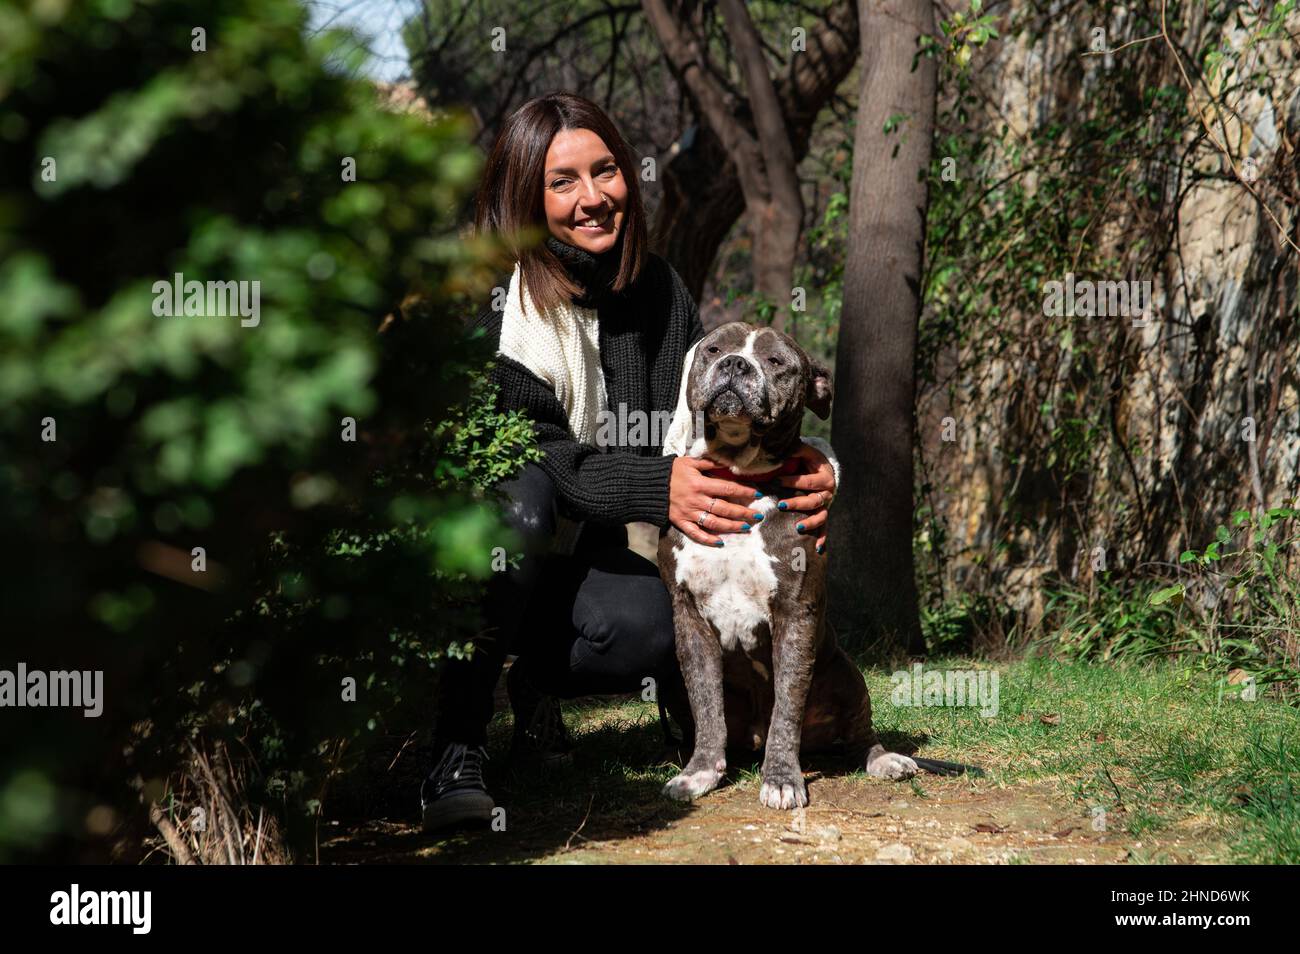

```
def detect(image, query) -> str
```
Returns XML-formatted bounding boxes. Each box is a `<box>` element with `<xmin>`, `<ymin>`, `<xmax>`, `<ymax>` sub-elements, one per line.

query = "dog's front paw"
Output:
<box><xmin>758</xmin><ymin>769</ymin><xmax>808</xmax><ymax>810</ymax></box>
<box><xmin>663</xmin><ymin>759</ymin><xmax>726</xmax><ymax>802</ymax></box>
<box><xmin>865</xmin><ymin>745</ymin><xmax>918</xmax><ymax>781</ymax></box>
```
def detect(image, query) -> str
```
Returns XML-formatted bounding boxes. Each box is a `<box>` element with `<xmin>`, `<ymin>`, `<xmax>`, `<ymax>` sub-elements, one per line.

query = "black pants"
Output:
<box><xmin>435</xmin><ymin>463</ymin><xmax>678</xmax><ymax>747</ymax></box>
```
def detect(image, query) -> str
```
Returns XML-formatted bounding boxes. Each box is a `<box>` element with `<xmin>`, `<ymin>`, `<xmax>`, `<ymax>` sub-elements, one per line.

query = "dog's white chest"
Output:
<box><xmin>672</xmin><ymin>497</ymin><xmax>780</xmax><ymax>653</ymax></box>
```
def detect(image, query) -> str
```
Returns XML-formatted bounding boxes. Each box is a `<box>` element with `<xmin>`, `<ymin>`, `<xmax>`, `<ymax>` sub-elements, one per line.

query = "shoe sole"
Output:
<box><xmin>421</xmin><ymin>792</ymin><xmax>495</xmax><ymax>833</ymax></box>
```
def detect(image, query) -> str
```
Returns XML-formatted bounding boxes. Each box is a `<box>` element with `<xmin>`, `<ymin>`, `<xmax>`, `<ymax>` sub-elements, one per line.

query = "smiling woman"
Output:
<box><xmin>421</xmin><ymin>91</ymin><xmax>839</xmax><ymax>835</ymax></box>
<box><xmin>473</xmin><ymin>93</ymin><xmax>647</xmax><ymax>314</ymax></box>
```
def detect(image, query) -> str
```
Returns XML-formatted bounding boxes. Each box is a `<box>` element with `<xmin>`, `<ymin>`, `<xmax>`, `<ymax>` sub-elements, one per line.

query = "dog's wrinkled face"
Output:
<box><xmin>686</xmin><ymin>322</ymin><xmax>832</xmax><ymax>467</ymax></box>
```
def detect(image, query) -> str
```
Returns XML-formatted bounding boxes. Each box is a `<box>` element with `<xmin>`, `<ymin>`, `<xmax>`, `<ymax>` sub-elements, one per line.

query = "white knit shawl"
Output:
<box><xmin>497</xmin><ymin>263</ymin><xmax>608</xmax><ymax>554</ymax></box>
<box><xmin>497</xmin><ymin>263</ymin><xmax>608</xmax><ymax>446</ymax></box>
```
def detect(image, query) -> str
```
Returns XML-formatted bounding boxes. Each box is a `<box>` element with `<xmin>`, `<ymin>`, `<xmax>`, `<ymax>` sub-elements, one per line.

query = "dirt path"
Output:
<box><xmin>322</xmin><ymin>772</ymin><xmax>1144</xmax><ymax>864</ymax></box>
<box><xmin>321</xmin><ymin>693</ymin><xmax>1160</xmax><ymax>866</ymax></box>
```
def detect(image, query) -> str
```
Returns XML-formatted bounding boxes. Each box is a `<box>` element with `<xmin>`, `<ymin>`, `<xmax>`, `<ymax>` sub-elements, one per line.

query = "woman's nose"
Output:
<box><xmin>577</xmin><ymin>178</ymin><xmax>605</xmax><ymax>208</ymax></box>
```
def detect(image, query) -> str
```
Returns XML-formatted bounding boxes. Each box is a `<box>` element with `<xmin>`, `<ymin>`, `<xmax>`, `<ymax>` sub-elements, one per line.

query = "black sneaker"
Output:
<box><xmin>420</xmin><ymin>742</ymin><xmax>494</xmax><ymax>832</ymax></box>
<box><xmin>507</xmin><ymin>661</ymin><xmax>574</xmax><ymax>768</ymax></box>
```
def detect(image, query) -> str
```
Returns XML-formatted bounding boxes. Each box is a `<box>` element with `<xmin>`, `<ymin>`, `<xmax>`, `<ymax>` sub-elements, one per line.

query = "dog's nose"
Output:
<box><xmin>718</xmin><ymin>354</ymin><xmax>752</xmax><ymax>378</ymax></box>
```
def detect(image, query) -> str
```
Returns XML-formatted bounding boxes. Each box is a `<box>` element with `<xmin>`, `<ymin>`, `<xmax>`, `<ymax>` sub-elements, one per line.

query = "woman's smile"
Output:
<box><xmin>574</xmin><ymin>210</ymin><xmax>612</xmax><ymax>233</ymax></box>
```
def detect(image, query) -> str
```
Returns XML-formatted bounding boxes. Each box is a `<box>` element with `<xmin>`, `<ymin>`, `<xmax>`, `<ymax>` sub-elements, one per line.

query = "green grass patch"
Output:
<box><xmin>865</xmin><ymin>655</ymin><xmax>1300</xmax><ymax>863</ymax></box>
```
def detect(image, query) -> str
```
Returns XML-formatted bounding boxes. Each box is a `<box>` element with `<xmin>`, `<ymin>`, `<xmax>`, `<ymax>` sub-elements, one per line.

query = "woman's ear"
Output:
<box><xmin>806</xmin><ymin>360</ymin><xmax>833</xmax><ymax>420</ymax></box>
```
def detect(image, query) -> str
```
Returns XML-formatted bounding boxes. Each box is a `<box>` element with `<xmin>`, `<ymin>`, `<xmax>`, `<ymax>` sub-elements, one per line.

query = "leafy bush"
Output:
<box><xmin>0</xmin><ymin>0</ymin><xmax>532</xmax><ymax>860</ymax></box>
<box><xmin>1046</xmin><ymin>508</ymin><xmax>1299</xmax><ymax>698</ymax></box>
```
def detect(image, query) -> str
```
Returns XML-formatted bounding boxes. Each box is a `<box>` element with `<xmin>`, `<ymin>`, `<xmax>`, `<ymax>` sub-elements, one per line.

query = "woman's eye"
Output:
<box><xmin>599</xmin><ymin>164</ymin><xmax>619</xmax><ymax>177</ymax></box>
<box><xmin>549</xmin><ymin>178</ymin><xmax>572</xmax><ymax>190</ymax></box>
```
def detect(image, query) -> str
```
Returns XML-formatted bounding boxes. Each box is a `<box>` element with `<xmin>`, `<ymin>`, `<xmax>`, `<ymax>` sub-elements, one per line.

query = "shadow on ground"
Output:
<box><xmin>320</xmin><ymin>694</ymin><xmax>1153</xmax><ymax>865</ymax></box>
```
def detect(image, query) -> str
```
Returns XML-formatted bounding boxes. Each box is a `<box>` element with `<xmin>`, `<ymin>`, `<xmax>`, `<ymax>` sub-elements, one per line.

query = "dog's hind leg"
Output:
<box><xmin>824</xmin><ymin>648</ymin><xmax>920</xmax><ymax>781</ymax></box>
<box><xmin>662</xmin><ymin>592</ymin><xmax>728</xmax><ymax>802</ymax></box>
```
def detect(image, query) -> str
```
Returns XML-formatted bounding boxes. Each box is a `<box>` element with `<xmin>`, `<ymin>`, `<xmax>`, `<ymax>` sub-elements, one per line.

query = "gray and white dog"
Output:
<box><xmin>657</xmin><ymin>322</ymin><xmax>921</xmax><ymax>810</ymax></box>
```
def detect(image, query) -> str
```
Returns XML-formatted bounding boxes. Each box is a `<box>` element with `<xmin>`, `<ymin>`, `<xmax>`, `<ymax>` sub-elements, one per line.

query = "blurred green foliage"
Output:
<box><xmin>0</xmin><ymin>0</ymin><xmax>536</xmax><ymax>860</ymax></box>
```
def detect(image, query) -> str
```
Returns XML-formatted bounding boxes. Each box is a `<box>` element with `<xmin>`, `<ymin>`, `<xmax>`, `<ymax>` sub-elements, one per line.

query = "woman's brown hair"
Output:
<box><xmin>474</xmin><ymin>91</ymin><xmax>647</xmax><ymax>314</ymax></box>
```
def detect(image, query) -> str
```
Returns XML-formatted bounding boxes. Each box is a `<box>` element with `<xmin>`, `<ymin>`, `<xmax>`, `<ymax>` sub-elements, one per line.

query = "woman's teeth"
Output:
<box><xmin>576</xmin><ymin>215</ymin><xmax>609</xmax><ymax>229</ymax></box>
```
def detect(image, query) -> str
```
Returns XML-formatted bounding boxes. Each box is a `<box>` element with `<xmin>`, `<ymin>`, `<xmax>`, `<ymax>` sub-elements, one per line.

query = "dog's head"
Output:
<box><xmin>684</xmin><ymin>322</ymin><xmax>832</xmax><ymax>470</ymax></box>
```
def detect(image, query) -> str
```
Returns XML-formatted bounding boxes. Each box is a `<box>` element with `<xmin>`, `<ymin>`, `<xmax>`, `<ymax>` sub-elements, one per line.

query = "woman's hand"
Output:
<box><xmin>669</xmin><ymin>456</ymin><xmax>767</xmax><ymax>547</ymax></box>
<box><xmin>775</xmin><ymin>442</ymin><xmax>835</xmax><ymax>554</ymax></box>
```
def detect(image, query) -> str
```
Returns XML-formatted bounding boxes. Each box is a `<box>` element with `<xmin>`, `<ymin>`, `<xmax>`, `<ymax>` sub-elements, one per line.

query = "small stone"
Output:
<box><xmin>876</xmin><ymin>843</ymin><xmax>914</xmax><ymax>864</ymax></box>
<box><xmin>815</xmin><ymin>824</ymin><xmax>842</xmax><ymax>843</ymax></box>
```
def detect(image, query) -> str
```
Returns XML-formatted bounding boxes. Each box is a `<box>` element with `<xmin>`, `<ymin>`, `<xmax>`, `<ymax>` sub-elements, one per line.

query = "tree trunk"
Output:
<box><xmin>652</xmin><ymin>123</ymin><xmax>746</xmax><ymax>300</ymax></box>
<box><xmin>828</xmin><ymin>0</ymin><xmax>935</xmax><ymax>655</ymax></box>
<box><xmin>645</xmin><ymin>0</ymin><xmax>859</xmax><ymax>307</ymax></box>
<box><xmin>716</xmin><ymin>0</ymin><xmax>803</xmax><ymax>331</ymax></box>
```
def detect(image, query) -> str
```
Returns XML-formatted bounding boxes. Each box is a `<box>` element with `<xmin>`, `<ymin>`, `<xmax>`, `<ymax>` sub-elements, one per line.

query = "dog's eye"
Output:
<box><xmin>707</xmin><ymin>346</ymin><xmax>719</xmax><ymax>354</ymax></box>
<box><xmin>768</xmin><ymin>356</ymin><xmax>783</xmax><ymax>366</ymax></box>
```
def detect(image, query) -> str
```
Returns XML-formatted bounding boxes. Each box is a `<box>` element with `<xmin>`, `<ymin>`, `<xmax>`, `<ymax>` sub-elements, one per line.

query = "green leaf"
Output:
<box><xmin>1148</xmin><ymin>585</ymin><xmax>1185</xmax><ymax>607</ymax></box>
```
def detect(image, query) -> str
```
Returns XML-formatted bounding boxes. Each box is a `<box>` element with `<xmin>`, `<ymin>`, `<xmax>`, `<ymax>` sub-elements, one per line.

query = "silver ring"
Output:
<box><xmin>697</xmin><ymin>511</ymin><xmax>709</xmax><ymax>528</ymax></box>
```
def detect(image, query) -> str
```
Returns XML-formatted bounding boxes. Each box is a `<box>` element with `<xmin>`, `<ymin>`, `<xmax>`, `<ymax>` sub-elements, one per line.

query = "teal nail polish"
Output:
<box><xmin>742</xmin><ymin>523</ymin><xmax>751</xmax><ymax>531</ymax></box>
<box><xmin>817</xmin><ymin>544</ymin><xmax>824</xmax><ymax>554</ymax></box>
<box><xmin>752</xmin><ymin>513</ymin><xmax>763</xmax><ymax>521</ymax></box>
<box><xmin>796</xmin><ymin>523</ymin><xmax>805</xmax><ymax>533</ymax></box>
<box><xmin>778</xmin><ymin>501</ymin><xmax>788</xmax><ymax>510</ymax></box>
<box><xmin>715</xmin><ymin>540</ymin><xmax>725</xmax><ymax>547</ymax></box>
<box><xmin>754</xmin><ymin>491</ymin><xmax>764</xmax><ymax>499</ymax></box>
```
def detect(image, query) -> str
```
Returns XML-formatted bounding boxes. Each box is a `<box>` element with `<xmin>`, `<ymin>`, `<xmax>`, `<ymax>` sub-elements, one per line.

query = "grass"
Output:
<box><xmin>480</xmin><ymin>655</ymin><xmax>1300</xmax><ymax>863</ymax></box>
<box><xmin>864</xmin><ymin>655</ymin><xmax>1300</xmax><ymax>863</ymax></box>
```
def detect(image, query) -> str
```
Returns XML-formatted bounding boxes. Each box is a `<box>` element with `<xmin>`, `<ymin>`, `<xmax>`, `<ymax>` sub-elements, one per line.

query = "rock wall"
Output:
<box><xmin>920</xmin><ymin>3</ymin><xmax>1300</xmax><ymax>626</ymax></box>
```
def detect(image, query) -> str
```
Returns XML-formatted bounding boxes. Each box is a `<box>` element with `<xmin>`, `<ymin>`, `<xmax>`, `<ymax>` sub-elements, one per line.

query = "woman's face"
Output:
<box><xmin>542</xmin><ymin>127</ymin><xmax>627</xmax><ymax>255</ymax></box>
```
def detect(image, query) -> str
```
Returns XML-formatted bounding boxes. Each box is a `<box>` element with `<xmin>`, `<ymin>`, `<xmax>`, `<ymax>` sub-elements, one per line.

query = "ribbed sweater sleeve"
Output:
<box><xmin>469</xmin><ymin>252</ymin><xmax>698</xmax><ymax>528</ymax></box>
<box><xmin>485</xmin><ymin>348</ymin><xmax>676</xmax><ymax>525</ymax></box>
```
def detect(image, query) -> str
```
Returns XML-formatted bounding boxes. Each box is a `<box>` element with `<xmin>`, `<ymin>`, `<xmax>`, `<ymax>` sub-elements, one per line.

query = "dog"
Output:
<box><xmin>657</xmin><ymin>322</ymin><xmax>925</xmax><ymax>810</ymax></box>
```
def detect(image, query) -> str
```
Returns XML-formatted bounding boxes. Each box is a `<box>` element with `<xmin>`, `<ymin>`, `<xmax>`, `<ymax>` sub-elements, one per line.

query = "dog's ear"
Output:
<box><xmin>805</xmin><ymin>359</ymin><xmax>833</xmax><ymax>420</ymax></box>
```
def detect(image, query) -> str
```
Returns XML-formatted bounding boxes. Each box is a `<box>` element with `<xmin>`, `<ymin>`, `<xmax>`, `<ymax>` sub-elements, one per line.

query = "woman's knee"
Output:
<box><xmin>570</xmin><ymin>578</ymin><xmax>676</xmax><ymax>685</ymax></box>
<box><xmin>497</xmin><ymin>462</ymin><xmax>557</xmax><ymax>551</ymax></box>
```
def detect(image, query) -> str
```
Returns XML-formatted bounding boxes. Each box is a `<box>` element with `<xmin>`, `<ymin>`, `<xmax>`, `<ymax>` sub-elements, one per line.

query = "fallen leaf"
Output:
<box><xmin>1040</xmin><ymin>713</ymin><xmax>1061</xmax><ymax>726</ymax></box>
<box><xmin>972</xmin><ymin>822</ymin><xmax>1007</xmax><ymax>833</ymax></box>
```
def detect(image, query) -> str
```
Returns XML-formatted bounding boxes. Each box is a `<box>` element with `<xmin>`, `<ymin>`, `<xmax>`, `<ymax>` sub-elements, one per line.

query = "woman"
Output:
<box><xmin>422</xmin><ymin>92</ymin><xmax>837</xmax><ymax>832</ymax></box>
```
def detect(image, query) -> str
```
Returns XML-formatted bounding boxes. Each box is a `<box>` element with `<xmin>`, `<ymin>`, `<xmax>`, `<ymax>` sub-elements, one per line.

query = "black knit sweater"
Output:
<box><xmin>471</xmin><ymin>236</ymin><xmax>704</xmax><ymax>528</ymax></box>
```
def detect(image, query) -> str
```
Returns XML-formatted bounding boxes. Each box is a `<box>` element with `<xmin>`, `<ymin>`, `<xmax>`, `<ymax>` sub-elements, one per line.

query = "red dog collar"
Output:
<box><xmin>701</xmin><ymin>456</ymin><xmax>805</xmax><ymax>487</ymax></box>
